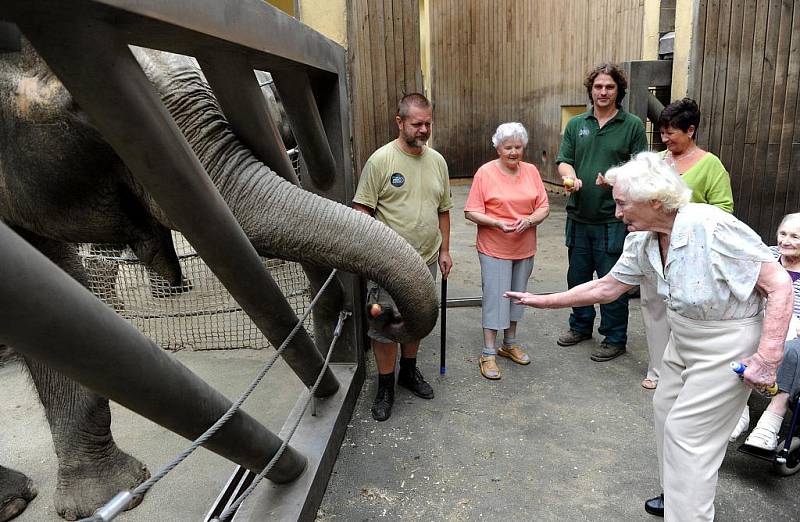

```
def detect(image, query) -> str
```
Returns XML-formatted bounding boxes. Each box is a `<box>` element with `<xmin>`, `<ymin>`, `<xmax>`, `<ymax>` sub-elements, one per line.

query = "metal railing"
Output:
<box><xmin>0</xmin><ymin>1</ymin><xmax>362</xmax><ymax>520</ymax></box>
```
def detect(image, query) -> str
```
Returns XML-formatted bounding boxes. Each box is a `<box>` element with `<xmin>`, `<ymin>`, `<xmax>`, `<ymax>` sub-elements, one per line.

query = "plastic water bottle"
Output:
<box><xmin>730</xmin><ymin>361</ymin><xmax>779</xmax><ymax>396</ymax></box>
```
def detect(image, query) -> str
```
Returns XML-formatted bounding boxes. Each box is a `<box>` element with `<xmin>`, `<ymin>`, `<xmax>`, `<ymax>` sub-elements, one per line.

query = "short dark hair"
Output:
<box><xmin>657</xmin><ymin>98</ymin><xmax>701</xmax><ymax>137</ymax></box>
<box><xmin>397</xmin><ymin>93</ymin><xmax>431</xmax><ymax>119</ymax></box>
<box><xmin>583</xmin><ymin>63</ymin><xmax>628</xmax><ymax>107</ymax></box>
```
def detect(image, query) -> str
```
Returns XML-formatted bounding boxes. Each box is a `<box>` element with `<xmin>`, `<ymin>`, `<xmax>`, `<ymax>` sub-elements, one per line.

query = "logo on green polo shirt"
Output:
<box><xmin>578</xmin><ymin>127</ymin><xmax>590</xmax><ymax>138</ymax></box>
<box><xmin>390</xmin><ymin>173</ymin><xmax>405</xmax><ymax>187</ymax></box>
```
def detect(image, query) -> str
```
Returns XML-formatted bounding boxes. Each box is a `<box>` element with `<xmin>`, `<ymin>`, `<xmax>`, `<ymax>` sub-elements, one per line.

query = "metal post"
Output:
<box><xmin>0</xmin><ymin>222</ymin><xmax>305</xmax><ymax>482</ymax></box>
<box><xmin>273</xmin><ymin>69</ymin><xmax>337</xmax><ymax>190</ymax></box>
<box><xmin>197</xmin><ymin>50</ymin><xmax>300</xmax><ymax>186</ymax></box>
<box><xmin>11</xmin><ymin>10</ymin><xmax>339</xmax><ymax>397</ymax></box>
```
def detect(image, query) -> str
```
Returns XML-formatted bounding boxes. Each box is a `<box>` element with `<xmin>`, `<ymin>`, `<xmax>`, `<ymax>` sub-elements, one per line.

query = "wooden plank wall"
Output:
<box><xmin>689</xmin><ymin>0</ymin><xmax>800</xmax><ymax>240</ymax></box>
<box><xmin>348</xmin><ymin>0</ymin><xmax>423</xmax><ymax>176</ymax></box>
<box><xmin>428</xmin><ymin>0</ymin><xmax>646</xmax><ymax>180</ymax></box>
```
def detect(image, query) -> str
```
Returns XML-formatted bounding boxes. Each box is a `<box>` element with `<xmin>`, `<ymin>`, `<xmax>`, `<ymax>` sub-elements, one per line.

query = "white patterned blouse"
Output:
<box><xmin>611</xmin><ymin>203</ymin><xmax>775</xmax><ymax>321</ymax></box>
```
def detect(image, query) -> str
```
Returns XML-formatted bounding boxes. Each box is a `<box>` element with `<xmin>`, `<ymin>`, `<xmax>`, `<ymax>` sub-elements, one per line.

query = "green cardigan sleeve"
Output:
<box><xmin>692</xmin><ymin>154</ymin><xmax>734</xmax><ymax>213</ymax></box>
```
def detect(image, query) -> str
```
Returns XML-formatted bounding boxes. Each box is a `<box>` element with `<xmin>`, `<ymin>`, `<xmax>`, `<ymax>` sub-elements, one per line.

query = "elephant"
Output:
<box><xmin>0</xmin><ymin>39</ymin><xmax>438</xmax><ymax>520</ymax></box>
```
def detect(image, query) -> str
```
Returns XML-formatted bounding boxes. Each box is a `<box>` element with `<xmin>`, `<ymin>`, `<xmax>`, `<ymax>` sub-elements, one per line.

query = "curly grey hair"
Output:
<box><xmin>491</xmin><ymin>122</ymin><xmax>528</xmax><ymax>148</ymax></box>
<box><xmin>604</xmin><ymin>152</ymin><xmax>691</xmax><ymax>211</ymax></box>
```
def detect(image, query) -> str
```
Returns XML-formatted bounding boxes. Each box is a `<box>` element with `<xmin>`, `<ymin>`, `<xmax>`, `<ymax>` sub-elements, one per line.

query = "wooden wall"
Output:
<box><xmin>428</xmin><ymin>0</ymin><xmax>647</xmax><ymax>180</ymax></box>
<box><xmin>689</xmin><ymin>0</ymin><xmax>800</xmax><ymax>240</ymax></box>
<box><xmin>348</xmin><ymin>0</ymin><xmax>423</xmax><ymax>175</ymax></box>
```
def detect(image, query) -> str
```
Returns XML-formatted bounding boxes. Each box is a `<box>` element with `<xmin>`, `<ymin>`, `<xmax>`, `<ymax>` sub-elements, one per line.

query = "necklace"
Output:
<box><xmin>665</xmin><ymin>146</ymin><xmax>700</xmax><ymax>168</ymax></box>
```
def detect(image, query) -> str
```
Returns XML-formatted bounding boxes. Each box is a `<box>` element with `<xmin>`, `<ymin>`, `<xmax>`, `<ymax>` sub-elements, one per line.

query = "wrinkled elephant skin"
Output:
<box><xmin>0</xmin><ymin>42</ymin><xmax>438</xmax><ymax>519</ymax></box>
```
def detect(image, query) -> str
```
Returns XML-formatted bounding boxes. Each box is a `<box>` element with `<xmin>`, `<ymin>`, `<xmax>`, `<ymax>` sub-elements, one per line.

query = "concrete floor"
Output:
<box><xmin>1</xmin><ymin>183</ymin><xmax>798</xmax><ymax>521</ymax></box>
<box><xmin>1</xmin><ymin>349</ymin><xmax>305</xmax><ymax>521</ymax></box>
<box><xmin>316</xmin><ymin>184</ymin><xmax>800</xmax><ymax>521</ymax></box>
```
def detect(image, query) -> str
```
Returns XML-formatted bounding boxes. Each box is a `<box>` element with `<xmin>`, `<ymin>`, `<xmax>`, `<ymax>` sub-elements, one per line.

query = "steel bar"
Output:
<box><xmin>197</xmin><ymin>51</ymin><xmax>300</xmax><ymax>185</ymax></box>
<box><xmin>444</xmin><ymin>292</ymin><xmax>560</xmax><ymax>308</ymax></box>
<box><xmin>9</xmin><ymin>0</ymin><xmax>342</xmax><ymax>74</ymax></box>
<box><xmin>10</xmin><ymin>10</ymin><xmax>339</xmax><ymax>396</ymax></box>
<box><xmin>273</xmin><ymin>70</ymin><xmax>337</xmax><ymax>190</ymax></box>
<box><xmin>0</xmin><ymin>221</ymin><xmax>305</xmax><ymax>482</ymax></box>
<box><xmin>445</xmin><ymin>296</ymin><xmax>483</xmax><ymax>308</ymax></box>
<box><xmin>233</xmin><ymin>364</ymin><xmax>362</xmax><ymax>521</ymax></box>
<box><xmin>647</xmin><ymin>93</ymin><xmax>665</xmax><ymax>124</ymax></box>
<box><xmin>0</xmin><ymin>21</ymin><xmax>20</xmax><ymax>51</ymax></box>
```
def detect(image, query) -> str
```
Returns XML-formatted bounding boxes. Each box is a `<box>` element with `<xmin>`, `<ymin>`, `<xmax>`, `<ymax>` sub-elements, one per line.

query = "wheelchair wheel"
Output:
<box><xmin>773</xmin><ymin>437</ymin><xmax>800</xmax><ymax>476</ymax></box>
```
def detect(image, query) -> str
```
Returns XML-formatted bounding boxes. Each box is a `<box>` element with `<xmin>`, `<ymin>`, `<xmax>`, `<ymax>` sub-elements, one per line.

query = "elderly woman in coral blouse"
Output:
<box><xmin>464</xmin><ymin>122</ymin><xmax>549</xmax><ymax>380</ymax></box>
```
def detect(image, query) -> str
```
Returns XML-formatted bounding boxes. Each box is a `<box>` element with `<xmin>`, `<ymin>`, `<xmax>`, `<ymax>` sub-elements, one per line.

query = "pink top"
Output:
<box><xmin>465</xmin><ymin>160</ymin><xmax>549</xmax><ymax>259</ymax></box>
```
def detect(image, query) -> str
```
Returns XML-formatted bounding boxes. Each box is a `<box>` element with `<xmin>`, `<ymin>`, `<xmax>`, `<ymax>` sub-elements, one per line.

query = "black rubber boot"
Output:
<box><xmin>398</xmin><ymin>358</ymin><xmax>434</xmax><ymax>399</ymax></box>
<box><xmin>371</xmin><ymin>374</ymin><xmax>395</xmax><ymax>421</ymax></box>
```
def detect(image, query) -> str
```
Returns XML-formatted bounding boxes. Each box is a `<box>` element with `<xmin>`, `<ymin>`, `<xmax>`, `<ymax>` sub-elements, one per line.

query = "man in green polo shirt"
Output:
<box><xmin>555</xmin><ymin>63</ymin><xmax>648</xmax><ymax>362</ymax></box>
<box><xmin>353</xmin><ymin>93</ymin><xmax>453</xmax><ymax>421</ymax></box>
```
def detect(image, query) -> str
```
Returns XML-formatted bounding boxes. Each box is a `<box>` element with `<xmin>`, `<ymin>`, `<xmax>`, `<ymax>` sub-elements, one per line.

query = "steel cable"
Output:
<box><xmin>212</xmin><ymin>309</ymin><xmax>349</xmax><ymax>521</ymax></box>
<box><xmin>80</xmin><ymin>268</ymin><xmax>340</xmax><ymax>522</ymax></box>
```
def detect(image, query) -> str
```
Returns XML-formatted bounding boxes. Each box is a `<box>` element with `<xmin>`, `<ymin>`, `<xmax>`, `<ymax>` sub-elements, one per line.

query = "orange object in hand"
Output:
<box><xmin>563</xmin><ymin>178</ymin><xmax>575</xmax><ymax>188</ymax></box>
<box><xmin>369</xmin><ymin>303</ymin><xmax>383</xmax><ymax>318</ymax></box>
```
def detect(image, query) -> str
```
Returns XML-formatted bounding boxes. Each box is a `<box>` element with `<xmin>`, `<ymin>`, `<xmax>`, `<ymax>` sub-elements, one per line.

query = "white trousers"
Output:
<box><xmin>654</xmin><ymin>310</ymin><xmax>759</xmax><ymax>522</ymax></box>
<box><xmin>640</xmin><ymin>278</ymin><xmax>670</xmax><ymax>382</ymax></box>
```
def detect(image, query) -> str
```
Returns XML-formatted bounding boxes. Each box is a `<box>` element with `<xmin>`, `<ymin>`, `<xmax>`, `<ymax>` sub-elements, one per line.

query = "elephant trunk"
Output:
<box><xmin>148</xmin><ymin>53</ymin><xmax>438</xmax><ymax>343</ymax></box>
<box><xmin>233</xmin><ymin>169</ymin><xmax>439</xmax><ymax>343</ymax></box>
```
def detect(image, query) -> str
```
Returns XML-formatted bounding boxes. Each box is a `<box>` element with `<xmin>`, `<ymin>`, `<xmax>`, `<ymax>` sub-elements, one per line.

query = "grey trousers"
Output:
<box><xmin>478</xmin><ymin>253</ymin><xmax>534</xmax><ymax>331</ymax></box>
<box><xmin>778</xmin><ymin>337</ymin><xmax>800</xmax><ymax>394</ymax></box>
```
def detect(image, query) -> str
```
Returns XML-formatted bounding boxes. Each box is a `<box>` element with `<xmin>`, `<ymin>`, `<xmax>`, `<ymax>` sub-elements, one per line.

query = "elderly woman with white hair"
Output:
<box><xmin>506</xmin><ymin>152</ymin><xmax>793</xmax><ymax>520</ymax></box>
<box><xmin>735</xmin><ymin>213</ymin><xmax>800</xmax><ymax>451</ymax></box>
<box><xmin>464</xmin><ymin>122</ymin><xmax>549</xmax><ymax>380</ymax></box>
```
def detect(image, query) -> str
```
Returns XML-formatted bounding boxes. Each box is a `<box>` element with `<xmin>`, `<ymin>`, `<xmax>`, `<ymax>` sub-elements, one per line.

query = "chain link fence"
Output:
<box><xmin>79</xmin><ymin>150</ymin><xmax>312</xmax><ymax>351</ymax></box>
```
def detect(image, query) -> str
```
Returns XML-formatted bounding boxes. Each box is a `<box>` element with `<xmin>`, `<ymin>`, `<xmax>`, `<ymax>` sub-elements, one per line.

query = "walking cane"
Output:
<box><xmin>440</xmin><ymin>278</ymin><xmax>447</xmax><ymax>375</ymax></box>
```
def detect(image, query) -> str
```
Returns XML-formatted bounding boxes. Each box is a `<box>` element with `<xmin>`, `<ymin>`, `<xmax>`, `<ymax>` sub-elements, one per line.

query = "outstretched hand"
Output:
<box><xmin>504</xmin><ymin>291</ymin><xmax>546</xmax><ymax>307</ymax></box>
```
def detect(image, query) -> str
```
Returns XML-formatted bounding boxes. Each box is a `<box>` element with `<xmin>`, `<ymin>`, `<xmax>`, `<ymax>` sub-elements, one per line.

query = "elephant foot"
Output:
<box><xmin>0</xmin><ymin>466</ymin><xmax>38</xmax><ymax>522</ymax></box>
<box><xmin>54</xmin><ymin>448</ymin><xmax>149</xmax><ymax>521</ymax></box>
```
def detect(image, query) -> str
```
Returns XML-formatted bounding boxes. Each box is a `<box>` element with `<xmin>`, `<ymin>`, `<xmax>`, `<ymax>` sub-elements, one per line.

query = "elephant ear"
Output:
<box><xmin>6</xmin><ymin>37</ymin><xmax>78</xmax><ymax>125</ymax></box>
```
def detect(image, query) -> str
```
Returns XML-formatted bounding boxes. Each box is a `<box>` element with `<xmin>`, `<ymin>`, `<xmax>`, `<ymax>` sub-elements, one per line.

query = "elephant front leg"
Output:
<box><xmin>13</xmin><ymin>235</ymin><xmax>149</xmax><ymax>520</ymax></box>
<box><xmin>25</xmin><ymin>359</ymin><xmax>149</xmax><ymax>521</ymax></box>
<box><xmin>0</xmin><ymin>465</ymin><xmax>37</xmax><ymax>522</ymax></box>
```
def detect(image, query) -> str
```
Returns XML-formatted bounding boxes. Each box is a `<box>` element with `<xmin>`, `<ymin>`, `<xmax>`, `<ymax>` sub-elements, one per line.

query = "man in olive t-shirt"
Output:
<box><xmin>555</xmin><ymin>63</ymin><xmax>648</xmax><ymax>362</ymax></box>
<box><xmin>353</xmin><ymin>93</ymin><xmax>453</xmax><ymax>422</ymax></box>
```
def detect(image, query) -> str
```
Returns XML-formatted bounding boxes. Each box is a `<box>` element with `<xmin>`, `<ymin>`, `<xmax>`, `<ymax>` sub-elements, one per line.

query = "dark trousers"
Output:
<box><xmin>565</xmin><ymin>218</ymin><xmax>629</xmax><ymax>347</ymax></box>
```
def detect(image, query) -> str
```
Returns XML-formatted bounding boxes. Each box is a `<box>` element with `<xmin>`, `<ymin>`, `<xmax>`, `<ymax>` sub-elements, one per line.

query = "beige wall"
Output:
<box><xmin>419</xmin><ymin>0</ymin><xmax>432</xmax><ymax>99</ymax></box>
<box><xmin>297</xmin><ymin>0</ymin><xmax>348</xmax><ymax>47</ymax></box>
<box><xmin>671</xmin><ymin>0</ymin><xmax>696</xmax><ymax>98</ymax></box>
<box><xmin>642</xmin><ymin>0</ymin><xmax>662</xmax><ymax>60</ymax></box>
<box><xmin>264</xmin><ymin>0</ymin><xmax>294</xmax><ymax>15</ymax></box>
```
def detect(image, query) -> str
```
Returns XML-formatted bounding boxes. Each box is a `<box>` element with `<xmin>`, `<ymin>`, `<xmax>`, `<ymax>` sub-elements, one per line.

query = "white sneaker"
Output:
<box><xmin>744</xmin><ymin>425</ymin><xmax>779</xmax><ymax>451</ymax></box>
<box><xmin>744</xmin><ymin>410</ymin><xmax>784</xmax><ymax>451</ymax></box>
<box><xmin>729</xmin><ymin>406</ymin><xmax>750</xmax><ymax>442</ymax></box>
